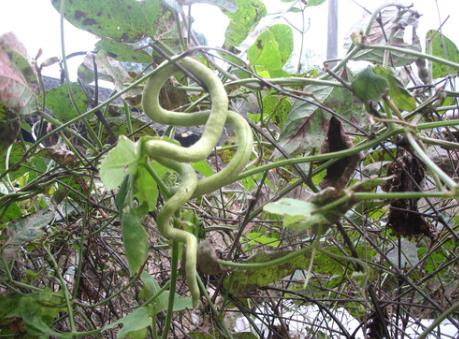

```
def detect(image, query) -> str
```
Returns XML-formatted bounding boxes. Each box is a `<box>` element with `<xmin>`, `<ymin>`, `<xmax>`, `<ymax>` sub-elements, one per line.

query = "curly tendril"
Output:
<box><xmin>142</xmin><ymin>56</ymin><xmax>253</xmax><ymax>306</ymax></box>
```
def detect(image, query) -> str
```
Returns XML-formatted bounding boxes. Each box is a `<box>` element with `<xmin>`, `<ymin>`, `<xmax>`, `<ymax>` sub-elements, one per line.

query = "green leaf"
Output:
<box><xmin>139</xmin><ymin>272</ymin><xmax>192</xmax><ymax>315</ymax></box>
<box><xmin>248</xmin><ymin>24</ymin><xmax>293</xmax><ymax>75</ymax></box>
<box><xmin>0</xmin><ymin>201</ymin><xmax>23</xmax><ymax>224</ymax></box>
<box><xmin>0</xmin><ymin>103</ymin><xmax>20</xmax><ymax>153</ymax></box>
<box><xmin>0</xmin><ymin>143</ymin><xmax>46</xmax><ymax>182</ymax></box>
<box><xmin>96</xmin><ymin>39</ymin><xmax>152</xmax><ymax>63</ymax></box>
<box><xmin>244</xmin><ymin>231</ymin><xmax>280</xmax><ymax>248</ymax></box>
<box><xmin>51</xmin><ymin>0</ymin><xmax>161</xmax><ymax>43</ymax></box>
<box><xmin>192</xmin><ymin>160</ymin><xmax>214</xmax><ymax>177</ymax></box>
<box><xmin>104</xmin><ymin>306</ymin><xmax>151</xmax><ymax>339</ymax></box>
<box><xmin>351</xmin><ymin>66</ymin><xmax>389</xmax><ymax>102</ymax></box>
<box><xmin>182</xmin><ymin>0</ymin><xmax>237</xmax><ymax>12</ymax></box>
<box><xmin>134</xmin><ymin>165</ymin><xmax>158</xmax><ymax>212</ymax></box>
<box><xmin>261</xmin><ymin>94</ymin><xmax>291</xmax><ymax>126</ymax></box>
<box><xmin>1</xmin><ymin>290</ymin><xmax>66</xmax><ymax>337</ymax></box>
<box><xmin>277</xmin><ymin>86</ymin><xmax>330</xmax><ymax>155</ymax></box>
<box><xmin>3</xmin><ymin>209</ymin><xmax>54</xmax><ymax>259</ymax></box>
<box><xmin>307</xmin><ymin>0</ymin><xmax>326</xmax><ymax>5</ymax></box>
<box><xmin>46</xmin><ymin>83</ymin><xmax>88</xmax><ymax>122</ymax></box>
<box><xmin>223</xmin><ymin>247</ymin><xmax>317</xmax><ymax>294</ymax></box>
<box><xmin>426</xmin><ymin>30</ymin><xmax>459</xmax><ymax>78</ymax></box>
<box><xmin>264</xmin><ymin>198</ymin><xmax>327</xmax><ymax>231</ymax></box>
<box><xmin>121</xmin><ymin>209</ymin><xmax>149</xmax><ymax>275</ymax></box>
<box><xmin>278</xmin><ymin>69</ymin><xmax>365</xmax><ymax>156</ymax></box>
<box><xmin>373</xmin><ymin>66</ymin><xmax>416</xmax><ymax>111</ymax></box>
<box><xmin>99</xmin><ymin>136</ymin><xmax>141</xmax><ymax>190</ymax></box>
<box><xmin>224</xmin><ymin>0</ymin><xmax>266</xmax><ymax>48</ymax></box>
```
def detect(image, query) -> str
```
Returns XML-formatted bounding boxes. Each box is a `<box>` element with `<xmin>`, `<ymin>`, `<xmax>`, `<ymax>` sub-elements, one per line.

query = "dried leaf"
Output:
<box><xmin>320</xmin><ymin>117</ymin><xmax>361</xmax><ymax>190</ymax></box>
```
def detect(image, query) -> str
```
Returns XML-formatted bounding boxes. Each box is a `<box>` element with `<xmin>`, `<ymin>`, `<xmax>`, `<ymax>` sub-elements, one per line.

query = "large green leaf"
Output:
<box><xmin>224</xmin><ymin>0</ymin><xmax>266</xmax><ymax>48</ymax></box>
<box><xmin>278</xmin><ymin>70</ymin><xmax>363</xmax><ymax>156</ymax></box>
<box><xmin>426</xmin><ymin>30</ymin><xmax>459</xmax><ymax>78</ymax></box>
<box><xmin>373</xmin><ymin>66</ymin><xmax>416</xmax><ymax>111</ymax></box>
<box><xmin>99</xmin><ymin>136</ymin><xmax>141</xmax><ymax>190</ymax></box>
<box><xmin>46</xmin><ymin>83</ymin><xmax>88</xmax><ymax>122</ymax></box>
<box><xmin>182</xmin><ymin>0</ymin><xmax>237</xmax><ymax>12</ymax></box>
<box><xmin>121</xmin><ymin>209</ymin><xmax>149</xmax><ymax>275</ymax></box>
<box><xmin>248</xmin><ymin>24</ymin><xmax>293</xmax><ymax>75</ymax></box>
<box><xmin>51</xmin><ymin>0</ymin><xmax>161</xmax><ymax>43</ymax></box>
<box><xmin>351</xmin><ymin>66</ymin><xmax>388</xmax><ymax>102</ymax></box>
<box><xmin>96</xmin><ymin>39</ymin><xmax>152</xmax><ymax>64</ymax></box>
<box><xmin>277</xmin><ymin>85</ymin><xmax>330</xmax><ymax>155</ymax></box>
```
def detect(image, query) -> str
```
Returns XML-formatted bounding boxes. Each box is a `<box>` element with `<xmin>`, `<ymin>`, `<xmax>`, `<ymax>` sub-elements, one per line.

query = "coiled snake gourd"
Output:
<box><xmin>142</xmin><ymin>56</ymin><xmax>253</xmax><ymax>306</ymax></box>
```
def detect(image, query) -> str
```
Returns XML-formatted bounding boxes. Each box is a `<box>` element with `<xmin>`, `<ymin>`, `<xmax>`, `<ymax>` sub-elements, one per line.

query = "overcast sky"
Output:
<box><xmin>1</xmin><ymin>0</ymin><xmax>458</xmax><ymax>80</ymax></box>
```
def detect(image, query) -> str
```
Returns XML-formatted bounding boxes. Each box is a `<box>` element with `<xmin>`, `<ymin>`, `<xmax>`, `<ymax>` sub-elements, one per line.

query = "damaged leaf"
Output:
<box><xmin>278</xmin><ymin>69</ymin><xmax>363</xmax><ymax>156</ymax></box>
<box><xmin>348</xmin><ymin>6</ymin><xmax>422</xmax><ymax>66</ymax></box>
<box><xmin>0</xmin><ymin>33</ymin><xmax>37</xmax><ymax>115</ymax></box>
<box><xmin>320</xmin><ymin>116</ymin><xmax>360</xmax><ymax>190</ymax></box>
<box><xmin>78</xmin><ymin>50</ymin><xmax>142</xmax><ymax>105</ymax></box>
<box><xmin>382</xmin><ymin>149</ymin><xmax>434</xmax><ymax>238</ymax></box>
<box><xmin>51</xmin><ymin>0</ymin><xmax>161</xmax><ymax>43</ymax></box>
<box><xmin>224</xmin><ymin>0</ymin><xmax>267</xmax><ymax>48</ymax></box>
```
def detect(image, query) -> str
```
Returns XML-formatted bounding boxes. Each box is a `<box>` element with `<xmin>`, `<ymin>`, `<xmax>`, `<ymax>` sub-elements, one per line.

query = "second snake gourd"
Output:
<box><xmin>142</xmin><ymin>56</ymin><xmax>253</xmax><ymax>306</ymax></box>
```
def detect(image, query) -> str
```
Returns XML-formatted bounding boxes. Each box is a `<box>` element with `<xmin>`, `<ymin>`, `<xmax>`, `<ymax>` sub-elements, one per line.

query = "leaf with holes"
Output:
<box><xmin>224</xmin><ymin>0</ymin><xmax>266</xmax><ymax>48</ymax></box>
<box><xmin>96</xmin><ymin>39</ymin><xmax>152</xmax><ymax>64</ymax></box>
<box><xmin>51</xmin><ymin>0</ymin><xmax>161</xmax><ymax>43</ymax></box>
<box><xmin>248</xmin><ymin>24</ymin><xmax>293</xmax><ymax>76</ymax></box>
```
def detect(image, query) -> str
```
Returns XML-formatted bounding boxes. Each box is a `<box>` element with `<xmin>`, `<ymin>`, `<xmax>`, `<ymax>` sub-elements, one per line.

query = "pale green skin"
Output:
<box><xmin>142</xmin><ymin>57</ymin><xmax>253</xmax><ymax>306</ymax></box>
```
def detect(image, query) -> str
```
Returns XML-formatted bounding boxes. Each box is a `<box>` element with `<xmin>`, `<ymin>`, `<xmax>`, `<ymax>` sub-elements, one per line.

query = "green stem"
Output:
<box><xmin>218</xmin><ymin>245</ymin><xmax>314</xmax><ymax>270</ymax></box>
<box><xmin>44</xmin><ymin>245</ymin><xmax>76</xmax><ymax>334</ymax></box>
<box><xmin>362</xmin><ymin>44</ymin><xmax>459</xmax><ymax>70</ymax></box>
<box><xmin>405</xmin><ymin>132</ymin><xmax>457</xmax><ymax>190</ymax></box>
<box><xmin>161</xmin><ymin>241</ymin><xmax>179</xmax><ymax>339</ymax></box>
<box><xmin>418</xmin><ymin>300</ymin><xmax>459</xmax><ymax>339</ymax></box>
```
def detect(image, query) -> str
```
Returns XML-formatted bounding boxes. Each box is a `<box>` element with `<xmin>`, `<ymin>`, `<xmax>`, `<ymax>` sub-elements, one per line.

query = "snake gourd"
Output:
<box><xmin>142</xmin><ymin>56</ymin><xmax>253</xmax><ymax>306</ymax></box>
